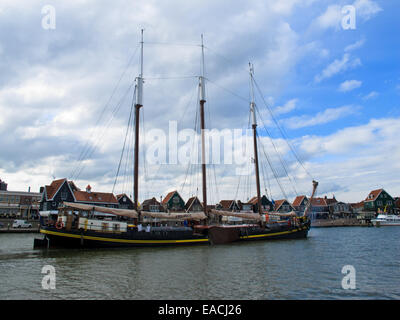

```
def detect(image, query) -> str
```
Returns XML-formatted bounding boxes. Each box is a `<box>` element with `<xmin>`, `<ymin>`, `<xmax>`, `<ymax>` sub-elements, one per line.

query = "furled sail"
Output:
<box><xmin>140</xmin><ymin>211</ymin><xmax>207</xmax><ymax>221</ymax></box>
<box><xmin>62</xmin><ymin>202</ymin><xmax>138</xmax><ymax>218</ymax></box>
<box><xmin>210</xmin><ymin>209</ymin><xmax>262</xmax><ymax>221</ymax></box>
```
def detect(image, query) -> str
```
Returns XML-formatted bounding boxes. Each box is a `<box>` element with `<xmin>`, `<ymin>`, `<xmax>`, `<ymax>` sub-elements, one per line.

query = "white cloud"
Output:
<box><xmin>296</xmin><ymin>117</ymin><xmax>400</xmax><ymax>201</ymax></box>
<box><xmin>344</xmin><ymin>38</ymin><xmax>366</xmax><ymax>52</ymax></box>
<box><xmin>274</xmin><ymin>98</ymin><xmax>298</xmax><ymax>115</ymax></box>
<box><xmin>313</xmin><ymin>5</ymin><xmax>342</xmax><ymax>30</ymax></box>
<box><xmin>363</xmin><ymin>91</ymin><xmax>379</xmax><ymax>100</ymax></box>
<box><xmin>339</xmin><ymin>80</ymin><xmax>362</xmax><ymax>92</ymax></box>
<box><xmin>315</xmin><ymin>53</ymin><xmax>361</xmax><ymax>82</ymax></box>
<box><xmin>354</xmin><ymin>0</ymin><xmax>383</xmax><ymax>20</ymax></box>
<box><xmin>285</xmin><ymin>105</ymin><xmax>358</xmax><ymax>129</ymax></box>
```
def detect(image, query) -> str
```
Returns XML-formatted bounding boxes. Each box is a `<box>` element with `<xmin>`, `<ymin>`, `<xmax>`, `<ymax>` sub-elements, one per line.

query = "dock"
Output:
<box><xmin>311</xmin><ymin>218</ymin><xmax>369</xmax><ymax>228</ymax></box>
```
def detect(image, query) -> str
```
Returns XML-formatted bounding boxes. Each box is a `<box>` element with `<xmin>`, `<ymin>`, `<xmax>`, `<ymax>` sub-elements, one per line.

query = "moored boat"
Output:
<box><xmin>371</xmin><ymin>214</ymin><xmax>400</xmax><ymax>227</ymax></box>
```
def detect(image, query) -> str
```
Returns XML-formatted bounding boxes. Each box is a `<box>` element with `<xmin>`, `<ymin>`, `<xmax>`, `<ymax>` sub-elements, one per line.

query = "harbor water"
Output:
<box><xmin>0</xmin><ymin>227</ymin><xmax>399</xmax><ymax>299</ymax></box>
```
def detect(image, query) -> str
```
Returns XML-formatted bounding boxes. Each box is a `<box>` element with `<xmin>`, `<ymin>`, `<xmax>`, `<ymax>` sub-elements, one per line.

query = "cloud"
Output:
<box><xmin>274</xmin><ymin>98</ymin><xmax>298</xmax><ymax>115</ymax></box>
<box><xmin>313</xmin><ymin>5</ymin><xmax>342</xmax><ymax>30</ymax></box>
<box><xmin>284</xmin><ymin>105</ymin><xmax>359</xmax><ymax>129</ymax></box>
<box><xmin>363</xmin><ymin>91</ymin><xmax>379</xmax><ymax>100</ymax></box>
<box><xmin>338</xmin><ymin>80</ymin><xmax>362</xmax><ymax>92</ymax></box>
<box><xmin>344</xmin><ymin>38</ymin><xmax>366</xmax><ymax>52</ymax></box>
<box><xmin>354</xmin><ymin>0</ymin><xmax>383</xmax><ymax>21</ymax></box>
<box><xmin>314</xmin><ymin>53</ymin><xmax>361</xmax><ymax>82</ymax></box>
<box><xmin>296</xmin><ymin>117</ymin><xmax>400</xmax><ymax>201</ymax></box>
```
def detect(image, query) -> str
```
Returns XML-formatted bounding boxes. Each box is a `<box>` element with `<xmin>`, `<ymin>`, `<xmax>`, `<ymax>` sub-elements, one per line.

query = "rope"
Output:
<box><xmin>112</xmin><ymin>86</ymin><xmax>136</xmax><ymax>194</ymax></box>
<box><xmin>252</xmin><ymin>77</ymin><xmax>314</xmax><ymax>180</ymax></box>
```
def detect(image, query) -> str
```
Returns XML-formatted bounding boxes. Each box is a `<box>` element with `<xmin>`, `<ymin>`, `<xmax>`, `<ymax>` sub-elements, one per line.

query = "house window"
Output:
<box><xmin>387</xmin><ymin>201</ymin><xmax>392</xmax><ymax>205</ymax></box>
<box><xmin>377</xmin><ymin>201</ymin><xmax>382</xmax><ymax>206</ymax></box>
<box><xmin>149</xmin><ymin>205</ymin><xmax>159</xmax><ymax>212</ymax></box>
<box><xmin>61</xmin><ymin>192</ymin><xmax>68</xmax><ymax>200</ymax></box>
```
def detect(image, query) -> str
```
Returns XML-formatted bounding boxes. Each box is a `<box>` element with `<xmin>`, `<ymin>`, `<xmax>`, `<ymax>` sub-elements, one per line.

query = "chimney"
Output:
<box><xmin>28</xmin><ymin>186</ymin><xmax>31</xmax><ymax>193</ymax></box>
<box><xmin>86</xmin><ymin>185</ymin><xmax>92</xmax><ymax>193</ymax></box>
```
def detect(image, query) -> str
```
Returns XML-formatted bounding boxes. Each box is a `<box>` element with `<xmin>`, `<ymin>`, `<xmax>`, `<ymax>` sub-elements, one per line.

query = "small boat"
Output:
<box><xmin>371</xmin><ymin>214</ymin><xmax>400</xmax><ymax>227</ymax></box>
<box><xmin>35</xmin><ymin>31</ymin><xmax>317</xmax><ymax>249</ymax></box>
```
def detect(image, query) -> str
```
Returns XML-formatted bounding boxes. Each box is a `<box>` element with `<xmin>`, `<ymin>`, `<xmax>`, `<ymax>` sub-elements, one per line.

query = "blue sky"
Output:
<box><xmin>0</xmin><ymin>0</ymin><xmax>399</xmax><ymax>203</ymax></box>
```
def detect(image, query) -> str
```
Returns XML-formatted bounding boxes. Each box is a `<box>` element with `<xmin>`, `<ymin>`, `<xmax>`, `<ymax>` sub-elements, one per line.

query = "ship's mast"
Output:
<box><xmin>199</xmin><ymin>35</ymin><xmax>208</xmax><ymax>217</ymax></box>
<box><xmin>249</xmin><ymin>63</ymin><xmax>262</xmax><ymax>216</ymax></box>
<box><xmin>134</xmin><ymin>29</ymin><xmax>144</xmax><ymax>211</ymax></box>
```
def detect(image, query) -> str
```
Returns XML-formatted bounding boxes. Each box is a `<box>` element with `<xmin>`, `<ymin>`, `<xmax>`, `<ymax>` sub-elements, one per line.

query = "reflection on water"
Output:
<box><xmin>0</xmin><ymin>228</ymin><xmax>399</xmax><ymax>299</ymax></box>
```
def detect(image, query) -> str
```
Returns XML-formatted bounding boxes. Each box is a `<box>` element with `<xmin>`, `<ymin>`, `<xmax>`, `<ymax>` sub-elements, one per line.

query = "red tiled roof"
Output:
<box><xmin>73</xmin><ymin>190</ymin><xmax>118</xmax><ymax>204</ymax></box>
<box><xmin>219</xmin><ymin>200</ymin><xmax>235</xmax><ymax>209</ymax></box>
<box><xmin>310</xmin><ymin>197</ymin><xmax>328</xmax><ymax>206</ymax></box>
<box><xmin>292</xmin><ymin>195</ymin><xmax>306</xmax><ymax>207</ymax></box>
<box><xmin>365</xmin><ymin>189</ymin><xmax>383</xmax><ymax>202</ymax></box>
<box><xmin>45</xmin><ymin>178</ymin><xmax>67</xmax><ymax>200</ymax></box>
<box><xmin>162</xmin><ymin>190</ymin><xmax>178</xmax><ymax>205</ymax></box>
<box><xmin>274</xmin><ymin>199</ymin><xmax>286</xmax><ymax>211</ymax></box>
<box><xmin>350</xmin><ymin>201</ymin><xmax>364</xmax><ymax>209</ymax></box>
<box><xmin>326</xmin><ymin>197</ymin><xmax>338</xmax><ymax>205</ymax></box>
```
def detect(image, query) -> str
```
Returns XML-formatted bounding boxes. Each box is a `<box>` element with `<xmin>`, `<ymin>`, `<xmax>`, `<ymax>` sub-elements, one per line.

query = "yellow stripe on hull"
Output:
<box><xmin>40</xmin><ymin>229</ymin><xmax>209</xmax><ymax>244</ymax></box>
<box><xmin>239</xmin><ymin>227</ymin><xmax>306</xmax><ymax>239</ymax></box>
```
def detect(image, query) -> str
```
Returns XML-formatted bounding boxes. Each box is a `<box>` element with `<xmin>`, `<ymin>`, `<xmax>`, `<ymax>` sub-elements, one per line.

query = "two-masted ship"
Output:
<box><xmin>35</xmin><ymin>31</ymin><xmax>317</xmax><ymax>249</ymax></box>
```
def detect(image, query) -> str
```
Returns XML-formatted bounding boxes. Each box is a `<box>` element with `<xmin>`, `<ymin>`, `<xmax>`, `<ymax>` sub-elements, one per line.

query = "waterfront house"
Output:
<box><xmin>309</xmin><ymin>197</ymin><xmax>329</xmax><ymax>219</ymax></box>
<box><xmin>162</xmin><ymin>190</ymin><xmax>185</xmax><ymax>212</ymax></box>
<box><xmin>273</xmin><ymin>199</ymin><xmax>294</xmax><ymax>213</ymax></box>
<box><xmin>350</xmin><ymin>201</ymin><xmax>365</xmax><ymax>214</ymax></box>
<box><xmin>0</xmin><ymin>189</ymin><xmax>41</xmax><ymax>219</ymax></box>
<box><xmin>292</xmin><ymin>195</ymin><xmax>308</xmax><ymax>213</ymax></box>
<box><xmin>40</xmin><ymin>179</ymin><xmax>119</xmax><ymax>212</ymax></box>
<box><xmin>185</xmin><ymin>196</ymin><xmax>203</xmax><ymax>212</ymax></box>
<box><xmin>216</xmin><ymin>200</ymin><xmax>240</xmax><ymax>212</ymax></box>
<box><xmin>141</xmin><ymin>197</ymin><xmax>164</xmax><ymax>212</ymax></box>
<box><xmin>248</xmin><ymin>195</ymin><xmax>274</xmax><ymax>213</ymax></box>
<box><xmin>363</xmin><ymin>189</ymin><xmax>395</xmax><ymax>213</ymax></box>
<box><xmin>40</xmin><ymin>178</ymin><xmax>77</xmax><ymax>212</ymax></box>
<box><xmin>116</xmin><ymin>193</ymin><xmax>134</xmax><ymax>209</ymax></box>
<box><xmin>328</xmin><ymin>200</ymin><xmax>352</xmax><ymax>218</ymax></box>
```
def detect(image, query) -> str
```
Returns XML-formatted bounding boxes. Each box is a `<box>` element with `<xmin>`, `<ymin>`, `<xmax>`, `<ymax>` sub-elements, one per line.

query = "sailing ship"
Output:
<box><xmin>35</xmin><ymin>31</ymin><xmax>317</xmax><ymax>248</ymax></box>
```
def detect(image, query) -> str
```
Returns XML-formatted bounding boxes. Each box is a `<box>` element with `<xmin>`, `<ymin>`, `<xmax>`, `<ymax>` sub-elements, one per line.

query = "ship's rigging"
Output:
<box><xmin>67</xmin><ymin>32</ymin><xmax>316</xmax><ymax>213</ymax></box>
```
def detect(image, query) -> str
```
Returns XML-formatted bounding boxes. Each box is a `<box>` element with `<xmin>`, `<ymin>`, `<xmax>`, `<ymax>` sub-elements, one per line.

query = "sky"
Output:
<box><xmin>0</xmin><ymin>0</ymin><xmax>399</xmax><ymax>204</ymax></box>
